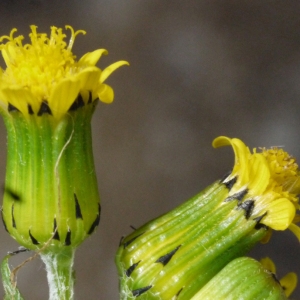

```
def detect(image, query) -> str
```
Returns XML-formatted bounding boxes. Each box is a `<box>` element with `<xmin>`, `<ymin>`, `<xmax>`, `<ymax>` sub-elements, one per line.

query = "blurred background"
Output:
<box><xmin>0</xmin><ymin>0</ymin><xmax>300</xmax><ymax>299</ymax></box>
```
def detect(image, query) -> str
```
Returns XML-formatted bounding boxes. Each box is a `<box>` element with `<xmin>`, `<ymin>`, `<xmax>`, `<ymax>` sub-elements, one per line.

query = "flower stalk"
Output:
<box><xmin>40</xmin><ymin>248</ymin><xmax>75</xmax><ymax>300</ymax></box>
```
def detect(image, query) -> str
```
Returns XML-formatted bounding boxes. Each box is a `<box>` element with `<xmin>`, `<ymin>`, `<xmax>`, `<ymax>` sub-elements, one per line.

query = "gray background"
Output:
<box><xmin>0</xmin><ymin>0</ymin><xmax>300</xmax><ymax>299</ymax></box>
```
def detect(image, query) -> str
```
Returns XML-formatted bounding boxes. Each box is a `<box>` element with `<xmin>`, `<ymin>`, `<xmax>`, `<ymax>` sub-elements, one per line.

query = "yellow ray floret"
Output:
<box><xmin>260</xmin><ymin>257</ymin><xmax>297</xmax><ymax>297</ymax></box>
<box><xmin>213</xmin><ymin>136</ymin><xmax>300</xmax><ymax>238</ymax></box>
<box><xmin>0</xmin><ymin>25</ymin><xmax>128</xmax><ymax>119</ymax></box>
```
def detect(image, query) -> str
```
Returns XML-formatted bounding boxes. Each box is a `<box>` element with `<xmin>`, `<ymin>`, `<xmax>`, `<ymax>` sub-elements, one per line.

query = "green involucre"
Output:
<box><xmin>1</xmin><ymin>102</ymin><xmax>100</xmax><ymax>251</ymax></box>
<box><xmin>191</xmin><ymin>257</ymin><xmax>287</xmax><ymax>300</ymax></box>
<box><xmin>116</xmin><ymin>182</ymin><xmax>267</xmax><ymax>299</ymax></box>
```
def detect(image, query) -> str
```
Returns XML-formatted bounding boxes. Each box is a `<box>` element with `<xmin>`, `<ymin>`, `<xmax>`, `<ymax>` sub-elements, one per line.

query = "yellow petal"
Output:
<box><xmin>213</xmin><ymin>136</ymin><xmax>251</xmax><ymax>189</ymax></box>
<box><xmin>288</xmin><ymin>223</ymin><xmax>300</xmax><ymax>242</ymax></box>
<box><xmin>97</xmin><ymin>83</ymin><xmax>114</xmax><ymax>103</ymax></box>
<box><xmin>78</xmin><ymin>49</ymin><xmax>108</xmax><ymax>66</ymax></box>
<box><xmin>75</xmin><ymin>67</ymin><xmax>101</xmax><ymax>92</ymax></box>
<box><xmin>0</xmin><ymin>26</ymin><xmax>128</xmax><ymax>119</ymax></box>
<box><xmin>100</xmin><ymin>60</ymin><xmax>129</xmax><ymax>83</ymax></box>
<box><xmin>212</xmin><ymin>135</ymin><xmax>232</xmax><ymax>148</ymax></box>
<box><xmin>48</xmin><ymin>78</ymin><xmax>80</xmax><ymax>119</ymax></box>
<box><xmin>260</xmin><ymin>257</ymin><xmax>276</xmax><ymax>273</ymax></box>
<box><xmin>0</xmin><ymin>88</ymin><xmax>10</xmax><ymax>107</ymax></box>
<box><xmin>260</xmin><ymin>198</ymin><xmax>295</xmax><ymax>230</ymax></box>
<box><xmin>0</xmin><ymin>87</ymin><xmax>38</xmax><ymax>115</ymax></box>
<box><xmin>280</xmin><ymin>272</ymin><xmax>298</xmax><ymax>297</ymax></box>
<box><xmin>248</xmin><ymin>153</ymin><xmax>270</xmax><ymax>196</ymax></box>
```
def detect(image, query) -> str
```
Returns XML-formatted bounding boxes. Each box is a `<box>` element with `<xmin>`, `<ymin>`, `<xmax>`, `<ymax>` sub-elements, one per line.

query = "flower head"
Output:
<box><xmin>116</xmin><ymin>136</ymin><xmax>300</xmax><ymax>299</ymax></box>
<box><xmin>0</xmin><ymin>25</ymin><xmax>128</xmax><ymax>119</ymax></box>
<box><xmin>213</xmin><ymin>136</ymin><xmax>300</xmax><ymax>239</ymax></box>
<box><xmin>0</xmin><ymin>25</ymin><xmax>128</xmax><ymax>251</ymax></box>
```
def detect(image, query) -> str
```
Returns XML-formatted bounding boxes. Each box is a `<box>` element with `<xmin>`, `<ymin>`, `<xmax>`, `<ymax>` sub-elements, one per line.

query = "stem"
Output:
<box><xmin>40</xmin><ymin>248</ymin><xmax>75</xmax><ymax>300</ymax></box>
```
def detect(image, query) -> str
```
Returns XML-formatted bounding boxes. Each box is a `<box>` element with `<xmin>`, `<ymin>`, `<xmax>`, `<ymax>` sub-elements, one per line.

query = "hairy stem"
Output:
<box><xmin>40</xmin><ymin>248</ymin><xmax>75</xmax><ymax>300</ymax></box>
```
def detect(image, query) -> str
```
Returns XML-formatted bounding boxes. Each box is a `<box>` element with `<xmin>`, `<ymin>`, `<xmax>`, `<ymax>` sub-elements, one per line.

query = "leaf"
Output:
<box><xmin>1</xmin><ymin>254</ymin><xmax>24</xmax><ymax>300</ymax></box>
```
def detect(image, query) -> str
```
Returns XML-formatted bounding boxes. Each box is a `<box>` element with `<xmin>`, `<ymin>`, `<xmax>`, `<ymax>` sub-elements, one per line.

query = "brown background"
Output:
<box><xmin>0</xmin><ymin>1</ymin><xmax>299</xmax><ymax>299</ymax></box>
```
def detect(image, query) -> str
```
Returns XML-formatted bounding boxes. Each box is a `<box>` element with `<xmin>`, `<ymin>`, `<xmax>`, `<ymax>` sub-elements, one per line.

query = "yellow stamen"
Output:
<box><xmin>65</xmin><ymin>25</ymin><xmax>86</xmax><ymax>50</ymax></box>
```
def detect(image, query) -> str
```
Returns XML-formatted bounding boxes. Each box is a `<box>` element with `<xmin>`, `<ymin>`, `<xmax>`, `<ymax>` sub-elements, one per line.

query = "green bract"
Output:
<box><xmin>116</xmin><ymin>182</ymin><xmax>266</xmax><ymax>299</ymax></box>
<box><xmin>191</xmin><ymin>257</ymin><xmax>288</xmax><ymax>300</ymax></box>
<box><xmin>1</xmin><ymin>102</ymin><xmax>100</xmax><ymax>251</ymax></box>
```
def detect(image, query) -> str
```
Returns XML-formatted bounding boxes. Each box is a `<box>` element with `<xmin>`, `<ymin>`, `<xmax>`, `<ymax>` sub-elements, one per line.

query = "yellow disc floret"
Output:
<box><xmin>262</xmin><ymin>147</ymin><xmax>300</xmax><ymax>201</ymax></box>
<box><xmin>213</xmin><ymin>136</ymin><xmax>300</xmax><ymax>239</ymax></box>
<box><xmin>0</xmin><ymin>25</ymin><xmax>128</xmax><ymax>119</ymax></box>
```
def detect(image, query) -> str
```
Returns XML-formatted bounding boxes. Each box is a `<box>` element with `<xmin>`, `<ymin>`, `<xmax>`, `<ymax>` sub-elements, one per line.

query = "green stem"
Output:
<box><xmin>40</xmin><ymin>248</ymin><xmax>75</xmax><ymax>300</ymax></box>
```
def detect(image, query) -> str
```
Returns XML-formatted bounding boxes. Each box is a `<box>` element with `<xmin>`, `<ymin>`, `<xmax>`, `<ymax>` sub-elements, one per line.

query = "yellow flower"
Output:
<box><xmin>213</xmin><ymin>136</ymin><xmax>300</xmax><ymax>240</ymax></box>
<box><xmin>116</xmin><ymin>136</ymin><xmax>299</xmax><ymax>299</ymax></box>
<box><xmin>260</xmin><ymin>257</ymin><xmax>297</xmax><ymax>297</ymax></box>
<box><xmin>0</xmin><ymin>25</ymin><xmax>128</xmax><ymax>119</ymax></box>
<box><xmin>0</xmin><ymin>25</ymin><xmax>128</xmax><ymax>251</ymax></box>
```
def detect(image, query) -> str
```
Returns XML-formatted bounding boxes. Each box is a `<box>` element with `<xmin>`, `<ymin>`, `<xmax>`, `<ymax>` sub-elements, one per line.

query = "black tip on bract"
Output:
<box><xmin>68</xmin><ymin>94</ymin><xmax>85</xmax><ymax>111</ymax></box>
<box><xmin>132</xmin><ymin>285</ymin><xmax>152</xmax><ymax>297</ymax></box>
<box><xmin>125</xmin><ymin>260</ymin><xmax>141</xmax><ymax>277</ymax></box>
<box><xmin>64</xmin><ymin>229</ymin><xmax>72</xmax><ymax>246</ymax></box>
<box><xmin>5</xmin><ymin>188</ymin><xmax>21</xmax><ymax>201</ymax></box>
<box><xmin>87</xmin><ymin>203</ymin><xmax>101</xmax><ymax>235</ymax></box>
<box><xmin>237</xmin><ymin>200</ymin><xmax>255</xmax><ymax>219</ymax></box>
<box><xmin>29</xmin><ymin>230</ymin><xmax>39</xmax><ymax>245</ymax></box>
<box><xmin>223</xmin><ymin>176</ymin><xmax>237</xmax><ymax>191</ymax></box>
<box><xmin>11</xmin><ymin>204</ymin><xmax>16</xmax><ymax>228</ymax></box>
<box><xmin>74</xmin><ymin>194</ymin><xmax>83</xmax><ymax>219</ymax></box>
<box><xmin>225</xmin><ymin>188</ymin><xmax>248</xmax><ymax>202</ymax></box>
<box><xmin>254</xmin><ymin>212</ymin><xmax>268</xmax><ymax>230</ymax></box>
<box><xmin>155</xmin><ymin>245</ymin><xmax>181</xmax><ymax>266</ymax></box>
<box><xmin>8</xmin><ymin>103</ymin><xmax>20</xmax><ymax>112</ymax></box>
<box><xmin>28</xmin><ymin>104</ymin><xmax>34</xmax><ymax>115</ymax></box>
<box><xmin>122</xmin><ymin>232</ymin><xmax>144</xmax><ymax>249</ymax></box>
<box><xmin>53</xmin><ymin>219</ymin><xmax>60</xmax><ymax>241</ymax></box>
<box><xmin>37</xmin><ymin>101</ymin><xmax>52</xmax><ymax>116</ymax></box>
